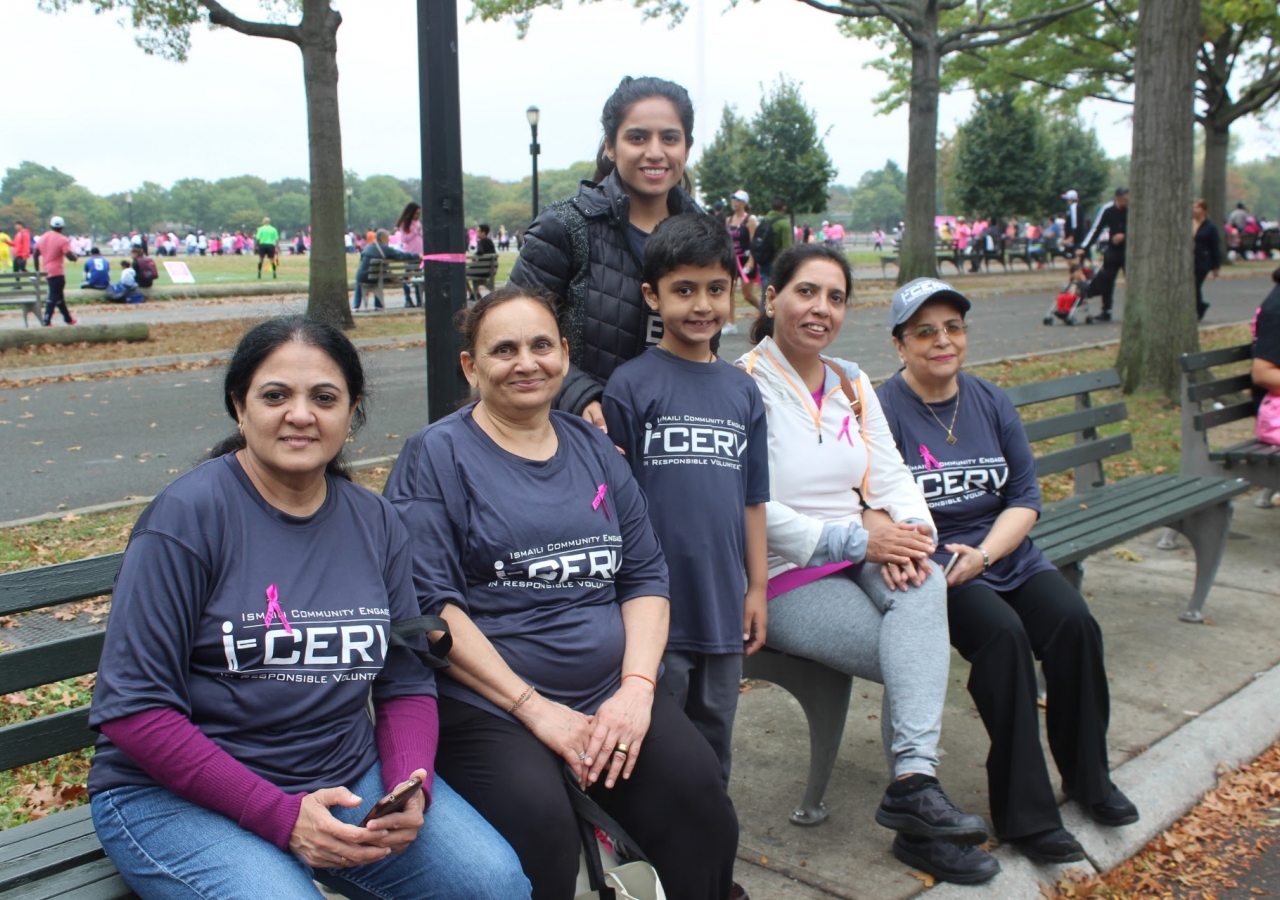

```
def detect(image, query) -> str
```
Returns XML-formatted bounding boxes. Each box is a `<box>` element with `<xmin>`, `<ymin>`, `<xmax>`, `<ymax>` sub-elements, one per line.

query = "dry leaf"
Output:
<box><xmin>907</xmin><ymin>871</ymin><xmax>936</xmax><ymax>888</ymax></box>
<box><xmin>1113</xmin><ymin>547</ymin><xmax>1143</xmax><ymax>562</ymax></box>
<box><xmin>60</xmin><ymin>513</ymin><xmax>80</xmax><ymax>523</ymax></box>
<box><xmin>66</xmin><ymin>446</ymin><xmax>81</xmax><ymax>452</ymax></box>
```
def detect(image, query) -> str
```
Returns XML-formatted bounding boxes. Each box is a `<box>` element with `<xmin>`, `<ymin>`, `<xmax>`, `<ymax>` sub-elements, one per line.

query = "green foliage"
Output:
<box><xmin>837</xmin><ymin>160</ymin><xmax>906</xmax><ymax>230</ymax></box>
<box><xmin>1234</xmin><ymin>155</ymin><xmax>1280</xmax><ymax>216</ymax></box>
<box><xmin>694</xmin><ymin>80</ymin><xmax>835</xmax><ymax>216</ymax></box>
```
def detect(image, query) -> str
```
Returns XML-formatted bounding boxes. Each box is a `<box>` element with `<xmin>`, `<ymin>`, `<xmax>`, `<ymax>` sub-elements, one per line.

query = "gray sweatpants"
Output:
<box><xmin>765</xmin><ymin>563</ymin><xmax>949</xmax><ymax>779</ymax></box>
<box><xmin>659</xmin><ymin>650</ymin><xmax>743</xmax><ymax>787</ymax></box>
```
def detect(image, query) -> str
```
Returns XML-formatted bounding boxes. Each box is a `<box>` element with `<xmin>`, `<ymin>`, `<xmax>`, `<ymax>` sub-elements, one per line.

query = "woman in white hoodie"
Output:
<box><xmin>738</xmin><ymin>244</ymin><xmax>997</xmax><ymax>887</ymax></box>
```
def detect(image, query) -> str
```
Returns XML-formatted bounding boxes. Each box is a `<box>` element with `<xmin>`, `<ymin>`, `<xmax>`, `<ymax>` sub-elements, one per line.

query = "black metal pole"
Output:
<box><xmin>530</xmin><ymin>122</ymin><xmax>540</xmax><ymax>222</ymax></box>
<box><xmin>418</xmin><ymin>0</ymin><xmax>469</xmax><ymax>423</ymax></box>
<box><xmin>128</xmin><ymin>201</ymin><xmax>133</xmax><ymax>235</ymax></box>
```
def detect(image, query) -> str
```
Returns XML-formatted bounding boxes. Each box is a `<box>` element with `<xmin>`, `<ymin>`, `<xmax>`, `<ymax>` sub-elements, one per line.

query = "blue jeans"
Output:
<box><xmin>757</xmin><ymin>263</ymin><xmax>773</xmax><ymax>309</ymax></box>
<box><xmin>91</xmin><ymin>762</ymin><xmax>529</xmax><ymax>900</ymax></box>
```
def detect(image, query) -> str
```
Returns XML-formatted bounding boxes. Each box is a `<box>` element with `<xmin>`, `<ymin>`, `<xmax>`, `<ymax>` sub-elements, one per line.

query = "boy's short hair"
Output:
<box><xmin>120</xmin><ymin>260</ymin><xmax>131</xmax><ymax>268</ymax></box>
<box><xmin>643</xmin><ymin>213</ymin><xmax>736</xmax><ymax>290</ymax></box>
<box><xmin>477</xmin><ymin>223</ymin><xmax>491</xmax><ymax>235</ymax></box>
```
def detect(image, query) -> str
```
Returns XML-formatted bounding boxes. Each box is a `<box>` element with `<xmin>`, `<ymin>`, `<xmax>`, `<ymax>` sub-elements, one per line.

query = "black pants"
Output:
<box><xmin>436</xmin><ymin>690</ymin><xmax>738</xmax><ymax>900</ymax></box>
<box><xmin>43</xmin><ymin>275</ymin><xmax>72</xmax><ymax>325</ymax></box>
<box><xmin>1195</xmin><ymin>267</ymin><xmax>1211</xmax><ymax>320</ymax></box>
<box><xmin>13</xmin><ymin>256</ymin><xmax>28</xmax><ymax>273</ymax></box>
<box><xmin>948</xmin><ymin>568</ymin><xmax>1112</xmax><ymax>839</ymax></box>
<box><xmin>1089</xmin><ymin>259</ymin><xmax>1124</xmax><ymax>314</ymax></box>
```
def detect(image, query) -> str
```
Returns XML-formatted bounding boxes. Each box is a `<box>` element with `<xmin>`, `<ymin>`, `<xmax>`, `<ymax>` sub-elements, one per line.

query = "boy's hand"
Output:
<box><xmin>742</xmin><ymin>588</ymin><xmax>768</xmax><ymax>656</ymax></box>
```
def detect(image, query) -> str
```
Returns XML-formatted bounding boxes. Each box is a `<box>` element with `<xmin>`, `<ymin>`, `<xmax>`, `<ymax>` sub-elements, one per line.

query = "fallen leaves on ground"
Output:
<box><xmin>1045</xmin><ymin>741</ymin><xmax>1280</xmax><ymax>899</ymax></box>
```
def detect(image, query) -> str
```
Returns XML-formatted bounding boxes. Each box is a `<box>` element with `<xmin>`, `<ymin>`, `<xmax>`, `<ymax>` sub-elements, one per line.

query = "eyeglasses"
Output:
<box><xmin>904</xmin><ymin>322</ymin><xmax>969</xmax><ymax>341</ymax></box>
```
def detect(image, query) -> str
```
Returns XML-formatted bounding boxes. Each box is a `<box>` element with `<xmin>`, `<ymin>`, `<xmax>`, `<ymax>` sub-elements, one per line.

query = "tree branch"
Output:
<box><xmin>199</xmin><ymin>0</ymin><xmax>301</xmax><ymax>43</ymax></box>
<box><xmin>941</xmin><ymin>0</ymin><xmax>1098</xmax><ymax>50</ymax></box>
<box><xmin>793</xmin><ymin>0</ymin><xmax>918</xmax><ymax>36</ymax></box>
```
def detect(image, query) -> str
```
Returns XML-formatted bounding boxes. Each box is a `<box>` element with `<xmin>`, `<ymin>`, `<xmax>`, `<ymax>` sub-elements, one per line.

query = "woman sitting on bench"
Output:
<box><xmin>87</xmin><ymin>316</ymin><xmax>528</xmax><ymax>900</ymax></box>
<box><xmin>876</xmin><ymin>278</ymin><xmax>1139</xmax><ymax>867</ymax></box>
<box><xmin>739</xmin><ymin>245</ymin><xmax>996</xmax><ymax>886</ymax></box>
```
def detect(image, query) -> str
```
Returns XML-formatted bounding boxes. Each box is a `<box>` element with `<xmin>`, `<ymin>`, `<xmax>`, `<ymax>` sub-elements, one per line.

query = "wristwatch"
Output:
<box><xmin>976</xmin><ymin>545</ymin><xmax>991</xmax><ymax>571</ymax></box>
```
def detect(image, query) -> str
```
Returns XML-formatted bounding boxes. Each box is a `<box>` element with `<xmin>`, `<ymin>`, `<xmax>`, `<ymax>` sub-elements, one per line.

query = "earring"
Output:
<box><xmin>766</xmin><ymin>307</ymin><xmax>775</xmax><ymax>317</ymax></box>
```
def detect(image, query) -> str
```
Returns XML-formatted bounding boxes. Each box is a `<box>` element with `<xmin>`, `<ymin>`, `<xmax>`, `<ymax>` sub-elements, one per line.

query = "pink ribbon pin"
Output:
<box><xmin>837</xmin><ymin>416</ymin><xmax>854</xmax><ymax>445</ymax></box>
<box><xmin>919</xmin><ymin>444</ymin><xmax>944</xmax><ymax>471</ymax></box>
<box><xmin>592</xmin><ymin>484</ymin><xmax>611</xmax><ymax>520</ymax></box>
<box><xmin>264</xmin><ymin>584</ymin><xmax>293</xmax><ymax>635</ymax></box>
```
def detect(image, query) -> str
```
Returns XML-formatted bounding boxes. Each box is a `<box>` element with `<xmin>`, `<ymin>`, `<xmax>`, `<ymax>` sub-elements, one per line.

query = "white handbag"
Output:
<box><xmin>565</xmin><ymin>767</ymin><xmax>667</xmax><ymax>900</ymax></box>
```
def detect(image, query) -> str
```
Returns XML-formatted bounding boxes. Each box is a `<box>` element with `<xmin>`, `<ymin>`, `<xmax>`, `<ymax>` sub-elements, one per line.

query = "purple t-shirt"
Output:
<box><xmin>383</xmin><ymin>408</ymin><xmax>669</xmax><ymax>719</ymax></box>
<box><xmin>602</xmin><ymin>348</ymin><xmax>770</xmax><ymax>653</ymax></box>
<box><xmin>876</xmin><ymin>372</ymin><xmax>1055</xmax><ymax>592</ymax></box>
<box><xmin>89</xmin><ymin>454</ymin><xmax>433</xmax><ymax>797</ymax></box>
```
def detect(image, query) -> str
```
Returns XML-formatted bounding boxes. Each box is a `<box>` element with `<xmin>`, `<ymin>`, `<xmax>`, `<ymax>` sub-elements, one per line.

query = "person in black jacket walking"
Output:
<box><xmin>509</xmin><ymin>76</ymin><xmax>702</xmax><ymax>428</ymax></box>
<box><xmin>1081</xmin><ymin>187</ymin><xmax>1129</xmax><ymax>322</ymax></box>
<box><xmin>1061</xmin><ymin>190</ymin><xmax>1087</xmax><ymax>256</ymax></box>
<box><xmin>1193</xmin><ymin>198</ymin><xmax>1221</xmax><ymax>321</ymax></box>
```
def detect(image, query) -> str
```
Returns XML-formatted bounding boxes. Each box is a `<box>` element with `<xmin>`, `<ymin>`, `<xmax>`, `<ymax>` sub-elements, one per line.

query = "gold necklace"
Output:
<box><xmin>924</xmin><ymin>385</ymin><xmax>960</xmax><ymax>444</ymax></box>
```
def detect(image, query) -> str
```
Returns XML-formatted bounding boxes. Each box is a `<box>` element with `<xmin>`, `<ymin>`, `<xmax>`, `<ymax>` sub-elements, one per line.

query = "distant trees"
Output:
<box><xmin>828</xmin><ymin>161</ymin><xmax>906</xmax><ymax>230</ymax></box>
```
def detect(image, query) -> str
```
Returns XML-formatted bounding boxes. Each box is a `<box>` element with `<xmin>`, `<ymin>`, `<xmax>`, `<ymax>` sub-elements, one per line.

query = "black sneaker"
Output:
<box><xmin>875</xmin><ymin>775</ymin><xmax>990</xmax><ymax>845</ymax></box>
<box><xmin>892</xmin><ymin>834</ymin><xmax>1000</xmax><ymax>885</ymax></box>
<box><xmin>1080</xmin><ymin>784</ymin><xmax>1139</xmax><ymax>827</ymax></box>
<box><xmin>1011</xmin><ymin>827</ymin><xmax>1085</xmax><ymax>864</ymax></box>
<box><xmin>1094</xmin><ymin>311</ymin><xmax>1113</xmax><ymax>322</ymax></box>
<box><xmin>728</xmin><ymin>882</ymin><xmax>748</xmax><ymax>900</ymax></box>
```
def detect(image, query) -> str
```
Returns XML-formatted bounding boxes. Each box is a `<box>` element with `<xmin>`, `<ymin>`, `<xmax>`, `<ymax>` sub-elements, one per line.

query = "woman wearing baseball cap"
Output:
<box><xmin>876</xmin><ymin>278</ymin><xmax>1139</xmax><ymax>865</ymax></box>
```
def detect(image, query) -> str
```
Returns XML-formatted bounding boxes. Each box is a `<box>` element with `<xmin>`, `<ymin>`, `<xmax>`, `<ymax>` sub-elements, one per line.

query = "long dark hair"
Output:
<box><xmin>395</xmin><ymin>201</ymin><xmax>421</xmax><ymax>234</ymax></box>
<box><xmin>749</xmin><ymin>244</ymin><xmax>855</xmax><ymax>345</ymax></box>
<box><xmin>208</xmin><ymin>316</ymin><xmax>368</xmax><ymax>480</ymax></box>
<box><xmin>593</xmin><ymin>76</ymin><xmax>695</xmax><ymax>194</ymax></box>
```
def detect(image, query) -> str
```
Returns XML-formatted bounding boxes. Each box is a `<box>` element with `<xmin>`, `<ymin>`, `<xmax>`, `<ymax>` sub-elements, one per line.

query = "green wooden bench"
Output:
<box><xmin>0</xmin><ymin>553</ymin><xmax>133</xmax><ymax>899</ymax></box>
<box><xmin>1177</xmin><ymin>343</ymin><xmax>1280</xmax><ymax>494</ymax></box>
<box><xmin>465</xmin><ymin>253</ymin><xmax>499</xmax><ymax>302</ymax></box>
<box><xmin>743</xmin><ymin>367</ymin><xmax>1249</xmax><ymax>828</ymax></box>
<box><xmin>0</xmin><ymin>272</ymin><xmax>45</xmax><ymax>328</ymax></box>
<box><xmin>359</xmin><ymin>257</ymin><xmax>422</xmax><ymax>309</ymax></box>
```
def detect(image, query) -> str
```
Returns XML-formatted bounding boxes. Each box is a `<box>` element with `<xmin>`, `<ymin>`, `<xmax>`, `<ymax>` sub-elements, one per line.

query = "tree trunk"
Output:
<box><xmin>899</xmin><ymin>9</ymin><xmax>941</xmax><ymax>285</ymax></box>
<box><xmin>1200</xmin><ymin>119</ymin><xmax>1231</xmax><ymax>266</ymax></box>
<box><xmin>1116</xmin><ymin>0</ymin><xmax>1200</xmax><ymax>399</ymax></box>
<box><xmin>299</xmin><ymin>4</ymin><xmax>351</xmax><ymax>329</ymax></box>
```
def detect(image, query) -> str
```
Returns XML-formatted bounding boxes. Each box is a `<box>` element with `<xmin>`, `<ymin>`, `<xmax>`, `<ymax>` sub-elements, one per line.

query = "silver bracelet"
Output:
<box><xmin>976</xmin><ymin>545</ymin><xmax>991</xmax><ymax>571</ymax></box>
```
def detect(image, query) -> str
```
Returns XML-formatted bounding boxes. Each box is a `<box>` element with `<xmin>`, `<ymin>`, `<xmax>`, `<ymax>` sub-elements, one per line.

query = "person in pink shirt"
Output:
<box><xmin>35</xmin><ymin>217</ymin><xmax>80</xmax><ymax>327</ymax></box>
<box><xmin>394</xmin><ymin>202</ymin><xmax>424</xmax><ymax>307</ymax></box>
<box><xmin>12</xmin><ymin>221</ymin><xmax>32</xmax><ymax>272</ymax></box>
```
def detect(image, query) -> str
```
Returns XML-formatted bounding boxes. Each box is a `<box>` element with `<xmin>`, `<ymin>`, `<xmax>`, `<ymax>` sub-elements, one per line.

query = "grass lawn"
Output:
<box><xmin>0</xmin><ymin>324</ymin><xmax>1260</xmax><ymax>828</ymax></box>
<box><xmin>0</xmin><ymin>313</ymin><xmax>427</xmax><ymax>373</ymax></box>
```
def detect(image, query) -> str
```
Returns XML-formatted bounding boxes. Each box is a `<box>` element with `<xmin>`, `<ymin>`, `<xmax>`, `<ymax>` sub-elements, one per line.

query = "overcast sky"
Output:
<box><xmin>8</xmin><ymin>1</ymin><xmax>1279</xmax><ymax>196</ymax></box>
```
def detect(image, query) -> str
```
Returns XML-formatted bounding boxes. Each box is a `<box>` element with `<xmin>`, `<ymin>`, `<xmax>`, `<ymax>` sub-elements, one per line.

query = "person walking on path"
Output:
<box><xmin>726</xmin><ymin>189</ymin><xmax>757</xmax><ymax>334</ymax></box>
<box><xmin>877</xmin><ymin>277</ymin><xmax>1139</xmax><ymax>868</ymax></box>
<box><xmin>394</xmin><ymin>202</ymin><xmax>425</xmax><ymax>308</ymax></box>
<box><xmin>255</xmin><ymin>217</ymin><xmax>280</xmax><ymax>279</ymax></box>
<box><xmin>752</xmin><ymin>196</ymin><xmax>793</xmax><ymax>298</ymax></box>
<box><xmin>12</xmin><ymin>221</ymin><xmax>32</xmax><ymax>272</ymax></box>
<box><xmin>1081</xmin><ymin>187</ymin><xmax>1129</xmax><ymax>322</ymax></box>
<box><xmin>1194</xmin><ymin>198</ymin><xmax>1222</xmax><ymax>322</ymax></box>
<box><xmin>35</xmin><ymin>217</ymin><xmax>79</xmax><ymax>327</ymax></box>
<box><xmin>509</xmin><ymin>75</ymin><xmax>702</xmax><ymax>431</ymax></box>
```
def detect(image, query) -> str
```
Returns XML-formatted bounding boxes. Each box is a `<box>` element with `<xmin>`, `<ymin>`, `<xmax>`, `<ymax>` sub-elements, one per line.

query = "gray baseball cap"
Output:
<box><xmin>890</xmin><ymin>277</ymin><xmax>971</xmax><ymax>329</ymax></box>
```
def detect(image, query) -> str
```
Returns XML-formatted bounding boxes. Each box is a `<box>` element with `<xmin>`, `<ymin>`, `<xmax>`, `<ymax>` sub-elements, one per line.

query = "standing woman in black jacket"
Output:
<box><xmin>509</xmin><ymin>76</ymin><xmax>702</xmax><ymax>428</ymax></box>
<box><xmin>1193</xmin><ymin>198</ymin><xmax>1222</xmax><ymax>321</ymax></box>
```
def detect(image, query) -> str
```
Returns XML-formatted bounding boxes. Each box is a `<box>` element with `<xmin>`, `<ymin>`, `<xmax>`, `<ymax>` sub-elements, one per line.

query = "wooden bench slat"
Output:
<box><xmin>1022</xmin><ymin>402</ymin><xmax>1127</xmax><ymax>444</ymax></box>
<box><xmin>0</xmin><ymin>633</ymin><xmax>105</xmax><ymax>696</ymax></box>
<box><xmin>1005</xmin><ymin>369</ymin><xmax>1121</xmax><ymax>407</ymax></box>
<box><xmin>1187</xmin><ymin>373</ymin><xmax>1254</xmax><ymax>403</ymax></box>
<box><xmin>0</xmin><ymin>833</ymin><xmax>107</xmax><ymax>895</ymax></box>
<box><xmin>1211</xmin><ymin>440</ymin><xmax>1280</xmax><ymax>466</ymax></box>
<box><xmin>0</xmin><ymin>807</ymin><xmax>96</xmax><ymax>864</ymax></box>
<box><xmin>1181</xmin><ymin>344</ymin><xmax>1253</xmax><ymax>372</ymax></box>
<box><xmin>0</xmin><ymin>555</ymin><xmax>122</xmax><ymax>618</ymax></box>
<box><xmin>0</xmin><ymin>709</ymin><xmax>94</xmax><ymax>772</ymax></box>
<box><xmin>3</xmin><ymin>855</ymin><xmax>135</xmax><ymax>900</ymax></box>
<box><xmin>1033</xmin><ymin>474</ymin><xmax>1180</xmax><ymax>537</ymax></box>
<box><xmin>1194</xmin><ymin>401</ymin><xmax>1256</xmax><ymax>432</ymax></box>
<box><xmin>1034</xmin><ymin>432</ymin><xmax>1133</xmax><ymax>478</ymax></box>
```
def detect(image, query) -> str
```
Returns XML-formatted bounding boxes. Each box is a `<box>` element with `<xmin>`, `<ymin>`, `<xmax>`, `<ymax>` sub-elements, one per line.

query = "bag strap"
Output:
<box><xmin>822</xmin><ymin>358</ymin><xmax>862</xmax><ymax>416</ymax></box>
<box><xmin>389</xmin><ymin>615</ymin><xmax>452</xmax><ymax>669</ymax></box>
<box><xmin>562</xmin><ymin>764</ymin><xmax>650</xmax><ymax>899</ymax></box>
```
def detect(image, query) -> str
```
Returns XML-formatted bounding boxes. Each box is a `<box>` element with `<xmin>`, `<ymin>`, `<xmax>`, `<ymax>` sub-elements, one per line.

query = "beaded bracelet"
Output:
<box><xmin>508</xmin><ymin>684</ymin><xmax>536</xmax><ymax>715</ymax></box>
<box><xmin>623</xmin><ymin>673</ymin><xmax>657</xmax><ymax>690</ymax></box>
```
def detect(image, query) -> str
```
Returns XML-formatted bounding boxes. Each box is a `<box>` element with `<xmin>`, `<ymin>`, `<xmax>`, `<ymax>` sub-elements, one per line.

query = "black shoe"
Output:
<box><xmin>728</xmin><ymin>882</ymin><xmax>748</xmax><ymax>900</ymax></box>
<box><xmin>1094</xmin><ymin>311</ymin><xmax>1112</xmax><ymax>322</ymax></box>
<box><xmin>892</xmin><ymin>834</ymin><xmax>1000</xmax><ymax>885</ymax></box>
<box><xmin>1079</xmin><ymin>784</ymin><xmax>1139</xmax><ymax>827</ymax></box>
<box><xmin>876</xmin><ymin>775</ymin><xmax>990</xmax><ymax>845</ymax></box>
<box><xmin>1011</xmin><ymin>827</ymin><xmax>1085</xmax><ymax>864</ymax></box>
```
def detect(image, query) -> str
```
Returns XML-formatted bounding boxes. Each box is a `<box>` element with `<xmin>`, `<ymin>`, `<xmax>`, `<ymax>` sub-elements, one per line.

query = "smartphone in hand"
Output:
<box><xmin>943</xmin><ymin>552</ymin><xmax>960</xmax><ymax>578</ymax></box>
<box><xmin>359</xmin><ymin>776</ymin><xmax>424</xmax><ymax>828</ymax></box>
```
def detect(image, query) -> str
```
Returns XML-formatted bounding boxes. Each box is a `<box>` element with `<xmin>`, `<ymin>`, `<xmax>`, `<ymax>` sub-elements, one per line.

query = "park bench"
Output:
<box><xmin>1178</xmin><ymin>343</ymin><xmax>1280</xmax><ymax>496</ymax></box>
<box><xmin>466</xmin><ymin>253</ymin><xmax>499</xmax><ymax>302</ymax></box>
<box><xmin>0</xmin><ymin>272</ymin><xmax>45</xmax><ymax>328</ymax></box>
<box><xmin>968</xmin><ymin>236</ymin><xmax>1008</xmax><ymax>273</ymax></box>
<box><xmin>1260</xmin><ymin>229</ymin><xmax>1280</xmax><ymax>257</ymax></box>
<box><xmin>879</xmin><ymin>242</ymin><xmax>963</xmax><ymax>278</ymax></box>
<box><xmin>743</xmin><ymin>367</ymin><xmax>1249</xmax><ymax>827</ymax></box>
<box><xmin>359</xmin><ymin>256</ymin><xmax>422</xmax><ymax>309</ymax></box>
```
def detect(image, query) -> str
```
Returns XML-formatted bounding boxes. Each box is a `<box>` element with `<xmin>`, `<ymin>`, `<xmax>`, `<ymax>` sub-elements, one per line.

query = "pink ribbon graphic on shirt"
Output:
<box><xmin>837</xmin><ymin>416</ymin><xmax>854</xmax><ymax>446</ymax></box>
<box><xmin>264</xmin><ymin>584</ymin><xmax>293</xmax><ymax>634</ymax></box>
<box><xmin>592</xmin><ymin>484</ymin><xmax>611</xmax><ymax>520</ymax></box>
<box><xmin>919</xmin><ymin>444</ymin><xmax>944</xmax><ymax>471</ymax></box>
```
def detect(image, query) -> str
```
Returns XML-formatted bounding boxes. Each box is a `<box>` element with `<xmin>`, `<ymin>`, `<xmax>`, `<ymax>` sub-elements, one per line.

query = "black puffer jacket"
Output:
<box><xmin>509</xmin><ymin>170</ymin><xmax>702</xmax><ymax>415</ymax></box>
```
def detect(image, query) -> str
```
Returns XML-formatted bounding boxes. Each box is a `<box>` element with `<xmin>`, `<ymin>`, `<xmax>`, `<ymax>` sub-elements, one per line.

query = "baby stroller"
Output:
<box><xmin>1043</xmin><ymin>257</ymin><xmax>1094</xmax><ymax>326</ymax></box>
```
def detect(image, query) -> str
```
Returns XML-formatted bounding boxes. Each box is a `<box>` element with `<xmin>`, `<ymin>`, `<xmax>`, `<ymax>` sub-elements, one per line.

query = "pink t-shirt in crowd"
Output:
<box><xmin>35</xmin><ymin>231</ymin><xmax>72</xmax><ymax>277</ymax></box>
<box><xmin>398</xmin><ymin>219</ymin><xmax>424</xmax><ymax>255</ymax></box>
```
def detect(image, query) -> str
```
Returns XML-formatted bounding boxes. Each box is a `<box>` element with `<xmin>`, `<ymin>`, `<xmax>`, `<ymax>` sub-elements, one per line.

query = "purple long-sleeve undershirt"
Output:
<box><xmin>99</xmin><ymin>695</ymin><xmax>439</xmax><ymax>851</ymax></box>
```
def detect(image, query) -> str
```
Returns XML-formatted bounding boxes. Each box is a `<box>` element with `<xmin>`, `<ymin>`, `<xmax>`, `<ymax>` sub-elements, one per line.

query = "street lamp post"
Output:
<box><xmin>527</xmin><ymin>106</ymin><xmax>540</xmax><ymax>222</ymax></box>
<box><xmin>345</xmin><ymin>187</ymin><xmax>353</xmax><ymax>232</ymax></box>
<box><xmin>126</xmin><ymin>193</ymin><xmax>133</xmax><ymax>235</ymax></box>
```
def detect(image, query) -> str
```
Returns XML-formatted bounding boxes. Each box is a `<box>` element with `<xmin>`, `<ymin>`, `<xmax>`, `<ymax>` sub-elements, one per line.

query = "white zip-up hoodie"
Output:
<box><xmin>738</xmin><ymin>337</ymin><xmax>934</xmax><ymax>579</ymax></box>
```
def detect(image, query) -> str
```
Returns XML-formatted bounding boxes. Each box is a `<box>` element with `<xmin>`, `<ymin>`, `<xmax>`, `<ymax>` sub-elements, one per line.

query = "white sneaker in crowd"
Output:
<box><xmin>721</xmin><ymin>323</ymin><xmax>739</xmax><ymax>335</ymax></box>
<box><xmin>1254</xmin><ymin>489</ymin><xmax>1276</xmax><ymax>509</ymax></box>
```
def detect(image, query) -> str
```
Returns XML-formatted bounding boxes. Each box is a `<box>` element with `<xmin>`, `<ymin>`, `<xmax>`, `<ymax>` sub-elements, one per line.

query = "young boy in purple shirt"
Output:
<box><xmin>602</xmin><ymin>213</ymin><xmax>770</xmax><ymax>785</ymax></box>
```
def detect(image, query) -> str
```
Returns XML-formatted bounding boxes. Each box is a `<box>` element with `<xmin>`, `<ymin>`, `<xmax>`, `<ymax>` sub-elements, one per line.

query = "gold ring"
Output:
<box><xmin>338</xmin><ymin>856</ymin><xmax>347</xmax><ymax>865</ymax></box>
<box><xmin>615</xmin><ymin>742</ymin><xmax>630</xmax><ymax>754</ymax></box>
